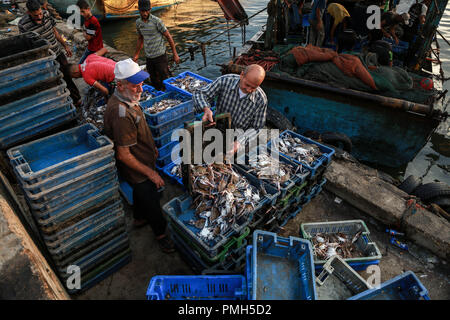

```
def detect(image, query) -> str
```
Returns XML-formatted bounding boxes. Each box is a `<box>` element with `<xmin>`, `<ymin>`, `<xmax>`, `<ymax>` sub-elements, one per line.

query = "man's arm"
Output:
<box><xmin>53</xmin><ymin>27</ymin><xmax>72</xmax><ymax>57</ymax></box>
<box><xmin>92</xmin><ymin>81</ymin><xmax>109</xmax><ymax>96</ymax></box>
<box><xmin>163</xmin><ymin>30</ymin><xmax>180</xmax><ymax>64</ymax></box>
<box><xmin>192</xmin><ymin>77</ymin><xmax>223</xmax><ymax>114</ymax></box>
<box><xmin>133</xmin><ymin>34</ymin><xmax>144</xmax><ymax>62</ymax></box>
<box><xmin>116</xmin><ymin>146</ymin><xmax>165</xmax><ymax>188</ymax></box>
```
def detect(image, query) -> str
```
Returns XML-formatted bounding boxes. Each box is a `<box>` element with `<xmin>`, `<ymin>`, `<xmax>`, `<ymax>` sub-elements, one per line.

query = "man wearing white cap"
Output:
<box><xmin>104</xmin><ymin>58</ymin><xmax>175</xmax><ymax>253</ymax></box>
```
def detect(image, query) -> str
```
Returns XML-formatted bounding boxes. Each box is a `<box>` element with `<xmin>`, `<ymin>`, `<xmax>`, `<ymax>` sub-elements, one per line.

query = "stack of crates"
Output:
<box><xmin>0</xmin><ymin>32</ymin><xmax>77</xmax><ymax>149</ymax></box>
<box><xmin>267</xmin><ymin>130</ymin><xmax>335</xmax><ymax>228</ymax></box>
<box><xmin>162</xmin><ymin>165</ymin><xmax>279</xmax><ymax>274</ymax></box>
<box><xmin>7</xmin><ymin>124</ymin><xmax>131</xmax><ymax>294</ymax></box>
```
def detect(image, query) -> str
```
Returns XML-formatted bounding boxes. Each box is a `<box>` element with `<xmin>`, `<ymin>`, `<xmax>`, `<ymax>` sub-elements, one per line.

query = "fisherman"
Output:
<box><xmin>326</xmin><ymin>2</ymin><xmax>352</xmax><ymax>46</ymax></box>
<box><xmin>103</xmin><ymin>58</ymin><xmax>175</xmax><ymax>253</ymax></box>
<box><xmin>38</xmin><ymin>0</ymin><xmax>61</xmax><ymax>20</ymax></box>
<box><xmin>193</xmin><ymin>64</ymin><xmax>267</xmax><ymax>154</ymax></box>
<box><xmin>380</xmin><ymin>11</ymin><xmax>409</xmax><ymax>44</ymax></box>
<box><xmin>76</xmin><ymin>0</ymin><xmax>104</xmax><ymax>64</ymax></box>
<box><xmin>401</xmin><ymin>0</ymin><xmax>427</xmax><ymax>43</ymax></box>
<box><xmin>133</xmin><ymin>0</ymin><xmax>180</xmax><ymax>91</ymax></box>
<box><xmin>19</xmin><ymin>0</ymin><xmax>81</xmax><ymax>107</ymax></box>
<box><xmin>309</xmin><ymin>0</ymin><xmax>327</xmax><ymax>47</ymax></box>
<box><xmin>283</xmin><ymin>0</ymin><xmax>304</xmax><ymax>34</ymax></box>
<box><xmin>369</xmin><ymin>40</ymin><xmax>394</xmax><ymax>67</ymax></box>
<box><xmin>68</xmin><ymin>48</ymin><xmax>114</xmax><ymax>96</ymax></box>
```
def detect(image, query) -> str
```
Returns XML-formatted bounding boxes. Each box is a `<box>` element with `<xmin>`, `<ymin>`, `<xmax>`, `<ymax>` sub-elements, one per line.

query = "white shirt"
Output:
<box><xmin>238</xmin><ymin>87</ymin><xmax>248</xmax><ymax>99</ymax></box>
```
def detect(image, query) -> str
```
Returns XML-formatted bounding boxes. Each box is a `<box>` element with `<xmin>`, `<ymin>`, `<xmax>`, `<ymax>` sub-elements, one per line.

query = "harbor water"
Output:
<box><xmin>101</xmin><ymin>0</ymin><xmax>450</xmax><ymax>184</ymax></box>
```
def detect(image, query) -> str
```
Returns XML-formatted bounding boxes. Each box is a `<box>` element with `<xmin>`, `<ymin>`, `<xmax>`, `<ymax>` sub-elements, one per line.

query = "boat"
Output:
<box><xmin>48</xmin><ymin>0</ymin><xmax>183</xmax><ymax>21</ymax></box>
<box><xmin>221</xmin><ymin>0</ymin><xmax>449</xmax><ymax>168</ymax></box>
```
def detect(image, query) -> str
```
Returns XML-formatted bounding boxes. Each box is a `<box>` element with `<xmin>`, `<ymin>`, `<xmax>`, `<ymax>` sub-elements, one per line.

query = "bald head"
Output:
<box><xmin>240</xmin><ymin>64</ymin><xmax>265</xmax><ymax>94</ymax></box>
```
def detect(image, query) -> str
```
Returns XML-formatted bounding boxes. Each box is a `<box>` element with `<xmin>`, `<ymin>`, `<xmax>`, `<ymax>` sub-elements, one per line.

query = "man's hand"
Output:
<box><xmin>173</xmin><ymin>53</ymin><xmax>181</xmax><ymax>64</ymax></box>
<box><xmin>226</xmin><ymin>141</ymin><xmax>241</xmax><ymax>159</ymax></box>
<box><xmin>65</xmin><ymin>45</ymin><xmax>72</xmax><ymax>57</ymax></box>
<box><xmin>201</xmin><ymin>108</ymin><xmax>215</xmax><ymax>126</ymax></box>
<box><xmin>148</xmin><ymin>171</ymin><xmax>165</xmax><ymax>189</ymax></box>
<box><xmin>133</xmin><ymin>54</ymin><xmax>139</xmax><ymax>62</ymax></box>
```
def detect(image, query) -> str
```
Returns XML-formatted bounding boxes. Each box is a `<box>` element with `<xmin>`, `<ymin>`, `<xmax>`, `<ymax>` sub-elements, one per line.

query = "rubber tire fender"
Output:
<box><xmin>265</xmin><ymin>106</ymin><xmax>294</xmax><ymax>131</ymax></box>
<box><xmin>429</xmin><ymin>195</ymin><xmax>450</xmax><ymax>212</ymax></box>
<box><xmin>321</xmin><ymin>132</ymin><xmax>353</xmax><ymax>153</ymax></box>
<box><xmin>398</xmin><ymin>175</ymin><xmax>421</xmax><ymax>195</ymax></box>
<box><xmin>412</xmin><ymin>182</ymin><xmax>450</xmax><ymax>202</ymax></box>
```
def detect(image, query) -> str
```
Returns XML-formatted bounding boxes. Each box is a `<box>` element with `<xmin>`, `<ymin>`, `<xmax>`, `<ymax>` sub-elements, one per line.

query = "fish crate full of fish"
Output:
<box><xmin>300</xmin><ymin>220</ymin><xmax>382</xmax><ymax>271</ymax></box>
<box><xmin>168</xmin><ymin>223</ymin><xmax>248</xmax><ymax>274</ymax></box>
<box><xmin>163</xmin><ymin>71</ymin><xmax>212</xmax><ymax>97</ymax></box>
<box><xmin>162</xmin><ymin>164</ymin><xmax>279</xmax><ymax>259</ymax></box>
<box><xmin>248</xmin><ymin>230</ymin><xmax>317</xmax><ymax>300</ymax></box>
<box><xmin>162</xmin><ymin>158</ymin><xmax>183</xmax><ymax>187</ymax></box>
<box><xmin>140</xmin><ymin>84</ymin><xmax>165</xmax><ymax>107</ymax></box>
<box><xmin>142</xmin><ymin>91</ymin><xmax>193</xmax><ymax>126</ymax></box>
<box><xmin>236</xmin><ymin>146</ymin><xmax>310</xmax><ymax>199</ymax></box>
<box><xmin>268</xmin><ymin>130</ymin><xmax>335</xmax><ymax>178</ymax></box>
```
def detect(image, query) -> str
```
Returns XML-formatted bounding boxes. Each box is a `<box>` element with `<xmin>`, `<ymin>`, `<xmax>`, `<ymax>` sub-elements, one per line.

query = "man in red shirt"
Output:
<box><xmin>69</xmin><ymin>50</ymin><xmax>115</xmax><ymax>96</ymax></box>
<box><xmin>77</xmin><ymin>0</ymin><xmax>104</xmax><ymax>64</ymax></box>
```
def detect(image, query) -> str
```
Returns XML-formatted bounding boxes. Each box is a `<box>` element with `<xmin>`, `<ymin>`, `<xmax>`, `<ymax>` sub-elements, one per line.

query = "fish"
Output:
<box><xmin>277</xmin><ymin>133</ymin><xmax>323</xmax><ymax>166</ymax></box>
<box><xmin>170</xmin><ymin>75</ymin><xmax>208</xmax><ymax>94</ymax></box>
<box><xmin>145</xmin><ymin>99</ymin><xmax>183</xmax><ymax>114</ymax></box>
<box><xmin>311</xmin><ymin>233</ymin><xmax>365</xmax><ymax>260</ymax></box>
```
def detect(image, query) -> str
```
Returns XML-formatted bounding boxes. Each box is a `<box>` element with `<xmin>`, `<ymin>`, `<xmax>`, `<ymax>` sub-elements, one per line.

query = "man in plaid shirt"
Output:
<box><xmin>193</xmin><ymin>65</ymin><xmax>267</xmax><ymax>153</ymax></box>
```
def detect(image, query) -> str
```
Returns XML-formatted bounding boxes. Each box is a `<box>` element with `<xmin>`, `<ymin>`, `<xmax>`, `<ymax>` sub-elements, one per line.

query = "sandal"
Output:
<box><xmin>157</xmin><ymin>235</ymin><xmax>176</xmax><ymax>254</ymax></box>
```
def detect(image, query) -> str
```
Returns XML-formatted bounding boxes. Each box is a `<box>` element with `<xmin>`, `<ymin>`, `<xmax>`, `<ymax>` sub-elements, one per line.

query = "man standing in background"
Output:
<box><xmin>309</xmin><ymin>0</ymin><xmax>327</xmax><ymax>47</ymax></box>
<box><xmin>133</xmin><ymin>0</ymin><xmax>180</xmax><ymax>91</ymax></box>
<box><xmin>76</xmin><ymin>0</ymin><xmax>104</xmax><ymax>64</ymax></box>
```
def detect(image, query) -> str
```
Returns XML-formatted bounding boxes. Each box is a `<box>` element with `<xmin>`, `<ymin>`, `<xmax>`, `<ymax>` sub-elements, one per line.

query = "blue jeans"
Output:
<box><xmin>79</xmin><ymin>48</ymin><xmax>95</xmax><ymax>64</ymax></box>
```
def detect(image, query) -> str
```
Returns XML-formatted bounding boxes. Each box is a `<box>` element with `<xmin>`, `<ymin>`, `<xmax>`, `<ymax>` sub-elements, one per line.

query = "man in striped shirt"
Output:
<box><xmin>19</xmin><ymin>0</ymin><xmax>81</xmax><ymax>106</ymax></box>
<box><xmin>193</xmin><ymin>64</ymin><xmax>268</xmax><ymax>154</ymax></box>
<box><xmin>133</xmin><ymin>0</ymin><xmax>180</xmax><ymax>91</ymax></box>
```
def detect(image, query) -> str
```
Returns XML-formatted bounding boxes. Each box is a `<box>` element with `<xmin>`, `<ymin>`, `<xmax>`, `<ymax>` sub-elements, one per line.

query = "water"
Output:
<box><xmin>101</xmin><ymin>0</ymin><xmax>449</xmax><ymax>184</ymax></box>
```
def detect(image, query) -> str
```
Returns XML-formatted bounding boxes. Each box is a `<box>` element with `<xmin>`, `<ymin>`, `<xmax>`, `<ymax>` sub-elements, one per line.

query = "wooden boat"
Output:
<box><xmin>48</xmin><ymin>0</ymin><xmax>182</xmax><ymax>20</ymax></box>
<box><xmin>221</xmin><ymin>0</ymin><xmax>449</xmax><ymax>168</ymax></box>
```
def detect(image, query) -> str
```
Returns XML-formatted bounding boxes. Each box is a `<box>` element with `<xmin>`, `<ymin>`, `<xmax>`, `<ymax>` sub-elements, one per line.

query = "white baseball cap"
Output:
<box><xmin>114</xmin><ymin>58</ymin><xmax>149</xmax><ymax>84</ymax></box>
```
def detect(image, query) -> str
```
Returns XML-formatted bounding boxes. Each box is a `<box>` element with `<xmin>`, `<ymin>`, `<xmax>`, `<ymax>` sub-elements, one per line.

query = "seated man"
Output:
<box><xmin>193</xmin><ymin>64</ymin><xmax>267</xmax><ymax>154</ymax></box>
<box><xmin>103</xmin><ymin>58</ymin><xmax>175</xmax><ymax>253</ymax></box>
<box><xmin>69</xmin><ymin>48</ymin><xmax>115</xmax><ymax>96</ymax></box>
<box><xmin>380</xmin><ymin>11</ymin><xmax>409</xmax><ymax>44</ymax></box>
<box><xmin>369</xmin><ymin>40</ymin><xmax>393</xmax><ymax>66</ymax></box>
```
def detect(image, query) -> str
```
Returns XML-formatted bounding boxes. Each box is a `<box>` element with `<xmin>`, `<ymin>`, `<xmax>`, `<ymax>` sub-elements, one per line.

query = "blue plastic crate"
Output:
<box><xmin>156</xmin><ymin>143</ymin><xmax>181</xmax><ymax>168</ymax></box>
<box><xmin>119</xmin><ymin>179</ymin><xmax>133</xmax><ymax>206</ymax></box>
<box><xmin>236</xmin><ymin>146</ymin><xmax>310</xmax><ymax>199</ymax></box>
<box><xmin>140</xmin><ymin>84</ymin><xmax>164</xmax><ymax>109</ymax></box>
<box><xmin>0</xmin><ymin>102</ymin><xmax>77</xmax><ymax>149</ymax></box>
<box><xmin>153</xmin><ymin>126</ymin><xmax>184</xmax><ymax>148</ymax></box>
<box><xmin>278</xmin><ymin>206</ymin><xmax>303</xmax><ymax>227</ymax></box>
<box><xmin>0</xmin><ymin>84</ymin><xmax>67</xmax><ymax>120</ymax></box>
<box><xmin>58</xmin><ymin>232</ymin><xmax>129</xmax><ymax>277</ymax></box>
<box><xmin>163</xmin><ymin>71</ymin><xmax>212</xmax><ymax>97</ymax></box>
<box><xmin>158</xmin><ymin>141</ymin><xmax>179</xmax><ymax>159</ymax></box>
<box><xmin>162</xmin><ymin>159</ymin><xmax>183</xmax><ymax>187</ymax></box>
<box><xmin>0</xmin><ymin>59</ymin><xmax>60</xmax><ymax>96</ymax></box>
<box><xmin>42</xmin><ymin>199</ymin><xmax>123</xmax><ymax>243</ymax></box>
<box><xmin>149</xmin><ymin>111</ymin><xmax>195</xmax><ymax>137</ymax></box>
<box><xmin>251</xmin><ymin>230</ymin><xmax>317</xmax><ymax>300</ymax></box>
<box><xmin>268</xmin><ymin>130</ymin><xmax>335</xmax><ymax>178</ymax></box>
<box><xmin>146</xmin><ymin>274</ymin><xmax>247</xmax><ymax>300</ymax></box>
<box><xmin>382</xmin><ymin>37</ymin><xmax>409</xmax><ymax>54</ymax></box>
<box><xmin>162</xmin><ymin>166</ymin><xmax>279</xmax><ymax>258</ymax></box>
<box><xmin>300</xmin><ymin>220</ymin><xmax>382</xmax><ymax>271</ymax></box>
<box><xmin>0</xmin><ymin>51</ymin><xmax>56</xmax><ymax>84</ymax></box>
<box><xmin>245</xmin><ymin>245</ymin><xmax>253</xmax><ymax>300</ymax></box>
<box><xmin>7</xmin><ymin>123</ymin><xmax>114</xmax><ymax>185</ymax></box>
<box><xmin>142</xmin><ymin>91</ymin><xmax>192</xmax><ymax>126</ymax></box>
<box><xmin>348</xmin><ymin>271</ymin><xmax>430</xmax><ymax>300</ymax></box>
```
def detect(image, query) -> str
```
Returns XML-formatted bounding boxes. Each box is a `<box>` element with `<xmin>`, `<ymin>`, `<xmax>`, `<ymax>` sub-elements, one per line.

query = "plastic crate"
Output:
<box><xmin>0</xmin><ymin>58</ymin><xmax>60</xmax><ymax>96</ymax></box>
<box><xmin>236</xmin><ymin>147</ymin><xmax>310</xmax><ymax>199</ymax></box>
<box><xmin>162</xmin><ymin>166</ymin><xmax>279</xmax><ymax>258</ymax></box>
<box><xmin>140</xmin><ymin>84</ymin><xmax>164</xmax><ymax>108</ymax></box>
<box><xmin>0</xmin><ymin>32</ymin><xmax>51</xmax><ymax>70</ymax></box>
<box><xmin>146</xmin><ymin>274</ymin><xmax>247</xmax><ymax>300</ymax></box>
<box><xmin>251</xmin><ymin>230</ymin><xmax>317</xmax><ymax>300</ymax></box>
<box><xmin>119</xmin><ymin>179</ymin><xmax>133</xmax><ymax>206</ymax></box>
<box><xmin>7</xmin><ymin>124</ymin><xmax>114</xmax><ymax>185</ymax></box>
<box><xmin>278</xmin><ymin>205</ymin><xmax>302</xmax><ymax>228</ymax></box>
<box><xmin>0</xmin><ymin>102</ymin><xmax>77</xmax><ymax>149</ymax></box>
<box><xmin>162</xmin><ymin>159</ymin><xmax>183</xmax><ymax>187</ymax></box>
<box><xmin>163</xmin><ymin>71</ymin><xmax>212</xmax><ymax>97</ymax></box>
<box><xmin>268</xmin><ymin>130</ymin><xmax>335</xmax><ymax>178</ymax></box>
<box><xmin>158</xmin><ymin>141</ymin><xmax>179</xmax><ymax>159</ymax></box>
<box><xmin>168</xmin><ymin>223</ymin><xmax>247</xmax><ymax>274</ymax></box>
<box><xmin>149</xmin><ymin>111</ymin><xmax>194</xmax><ymax>138</ymax></box>
<box><xmin>58</xmin><ymin>232</ymin><xmax>130</xmax><ymax>278</ymax></box>
<box><xmin>245</xmin><ymin>245</ymin><xmax>253</xmax><ymax>300</ymax></box>
<box><xmin>348</xmin><ymin>271</ymin><xmax>430</xmax><ymax>300</ymax></box>
<box><xmin>142</xmin><ymin>91</ymin><xmax>192</xmax><ymax>126</ymax></box>
<box><xmin>300</xmin><ymin>220</ymin><xmax>382</xmax><ymax>271</ymax></box>
<box><xmin>153</xmin><ymin>126</ymin><xmax>184</xmax><ymax>148</ymax></box>
<box><xmin>156</xmin><ymin>143</ymin><xmax>181</xmax><ymax>168</ymax></box>
<box><xmin>316</xmin><ymin>255</ymin><xmax>372</xmax><ymax>300</ymax></box>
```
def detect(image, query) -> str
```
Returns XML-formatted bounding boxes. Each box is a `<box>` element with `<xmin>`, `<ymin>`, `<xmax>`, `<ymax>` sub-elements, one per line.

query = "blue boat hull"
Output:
<box><xmin>262</xmin><ymin>80</ymin><xmax>439</xmax><ymax>168</ymax></box>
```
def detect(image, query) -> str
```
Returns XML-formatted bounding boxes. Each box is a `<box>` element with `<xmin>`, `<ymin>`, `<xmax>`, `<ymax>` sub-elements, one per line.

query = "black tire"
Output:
<box><xmin>321</xmin><ymin>132</ymin><xmax>353</xmax><ymax>153</ymax></box>
<box><xmin>398</xmin><ymin>175</ymin><xmax>421</xmax><ymax>195</ymax></box>
<box><xmin>266</xmin><ymin>106</ymin><xmax>294</xmax><ymax>131</ymax></box>
<box><xmin>413</xmin><ymin>182</ymin><xmax>450</xmax><ymax>202</ymax></box>
<box><xmin>429</xmin><ymin>196</ymin><xmax>450</xmax><ymax>211</ymax></box>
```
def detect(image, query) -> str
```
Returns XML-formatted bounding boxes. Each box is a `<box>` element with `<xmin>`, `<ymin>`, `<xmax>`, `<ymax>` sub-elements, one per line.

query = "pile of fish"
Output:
<box><xmin>145</xmin><ymin>98</ymin><xmax>182</xmax><ymax>114</ymax></box>
<box><xmin>170</xmin><ymin>163</ymin><xmax>182</xmax><ymax>179</ymax></box>
<box><xmin>79</xmin><ymin>87</ymin><xmax>106</xmax><ymax>130</ymax></box>
<box><xmin>311</xmin><ymin>232</ymin><xmax>365</xmax><ymax>260</ymax></box>
<box><xmin>246</xmin><ymin>151</ymin><xmax>303</xmax><ymax>191</ymax></box>
<box><xmin>139</xmin><ymin>90</ymin><xmax>156</xmax><ymax>102</ymax></box>
<box><xmin>169</xmin><ymin>75</ymin><xmax>208</xmax><ymax>94</ymax></box>
<box><xmin>187</xmin><ymin>163</ymin><xmax>262</xmax><ymax>242</ymax></box>
<box><xmin>277</xmin><ymin>133</ymin><xmax>323</xmax><ymax>166</ymax></box>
